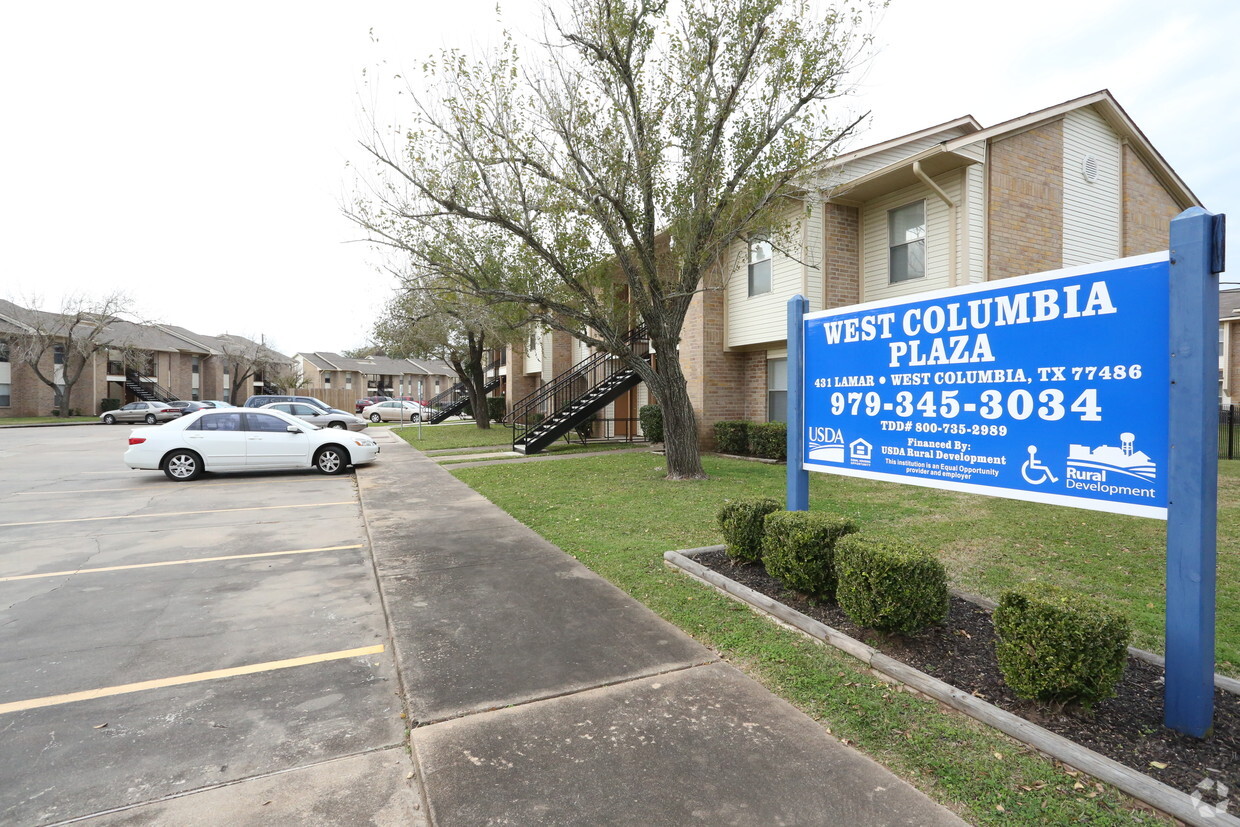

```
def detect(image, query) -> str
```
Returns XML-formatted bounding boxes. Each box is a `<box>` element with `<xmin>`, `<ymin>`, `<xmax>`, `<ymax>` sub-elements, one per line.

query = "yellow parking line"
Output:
<box><xmin>0</xmin><ymin>545</ymin><xmax>364</xmax><ymax>583</ymax></box>
<box><xmin>12</xmin><ymin>478</ymin><xmax>354</xmax><ymax>496</ymax></box>
<box><xmin>0</xmin><ymin>501</ymin><xmax>356</xmax><ymax>528</ymax></box>
<box><xmin>0</xmin><ymin>645</ymin><xmax>386</xmax><ymax>716</ymax></box>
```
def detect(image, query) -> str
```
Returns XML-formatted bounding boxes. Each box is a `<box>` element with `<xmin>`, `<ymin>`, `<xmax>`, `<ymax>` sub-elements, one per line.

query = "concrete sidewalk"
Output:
<box><xmin>358</xmin><ymin>430</ymin><xmax>968</xmax><ymax>825</ymax></box>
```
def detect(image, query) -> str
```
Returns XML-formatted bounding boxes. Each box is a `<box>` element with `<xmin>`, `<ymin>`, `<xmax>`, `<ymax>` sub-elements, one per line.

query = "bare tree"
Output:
<box><xmin>351</xmin><ymin>0</ymin><xmax>877</xmax><ymax>479</ymax></box>
<box><xmin>5</xmin><ymin>292</ymin><xmax>135</xmax><ymax>416</ymax></box>
<box><xmin>219</xmin><ymin>335</ymin><xmax>286</xmax><ymax>402</ymax></box>
<box><xmin>374</xmin><ymin>271</ymin><xmax>527</xmax><ymax>428</ymax></box>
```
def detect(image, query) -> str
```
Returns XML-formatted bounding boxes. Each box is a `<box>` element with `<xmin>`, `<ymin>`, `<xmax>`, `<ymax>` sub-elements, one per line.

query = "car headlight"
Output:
<box><xmin>353</xmin><ymin>438</ymin><xmax>375</xmax><ymax>447</ymax></box>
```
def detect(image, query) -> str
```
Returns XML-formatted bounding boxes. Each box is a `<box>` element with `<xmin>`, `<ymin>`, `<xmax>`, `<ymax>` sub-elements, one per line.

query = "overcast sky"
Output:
<box><xmin>2</xmin><ymin>0</ymin><xmax>1235</xmax><ymax>355</ymax></box>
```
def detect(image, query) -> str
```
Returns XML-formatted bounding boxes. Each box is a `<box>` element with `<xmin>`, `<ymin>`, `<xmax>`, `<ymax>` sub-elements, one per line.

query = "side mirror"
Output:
<box><xmin>286</xmin><ymin>425</ymin><xmax>303</xmax><ymax>434</ymax></box>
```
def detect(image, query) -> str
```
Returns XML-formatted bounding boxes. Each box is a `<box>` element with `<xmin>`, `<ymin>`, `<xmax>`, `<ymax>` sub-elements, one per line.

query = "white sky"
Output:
<box><xmin>2</xmin><ymin>0</ymin><xmax>1236</xmax><ymax>355</ymax></box>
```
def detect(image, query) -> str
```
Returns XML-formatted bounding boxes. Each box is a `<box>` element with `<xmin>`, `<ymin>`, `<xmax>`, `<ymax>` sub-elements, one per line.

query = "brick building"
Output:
<box><xmin>0</xmin><ymin>300</ymin><xmax>293</xmax><ymax>418</ymax></box>
<box><xmin>510</xmin><ymin>90</ymin><xmax>1202</xmax><ymax>448</ymax></box>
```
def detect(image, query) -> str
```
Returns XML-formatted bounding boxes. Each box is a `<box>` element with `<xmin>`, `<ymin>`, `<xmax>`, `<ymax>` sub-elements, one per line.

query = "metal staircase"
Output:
<box><xmin>509</xmin><ymin>327</ymin><xmax>650</xmax><ymax>455</ymax></box>
<box><xmin>426</xmin><ymin>358</ymin><xmax>503</xmax><ymax>424</ymax></box>
<box><xmin>124</xmin><ymin>370</ymin><xmax>177</xmax><ymax>403</ymax></box>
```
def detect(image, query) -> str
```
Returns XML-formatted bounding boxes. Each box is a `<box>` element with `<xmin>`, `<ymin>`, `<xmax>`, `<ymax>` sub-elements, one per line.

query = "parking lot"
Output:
<box><xmin>0</xmin><ymin>425</ymin><xmax>417</xmax><ymax>824</ymax></box>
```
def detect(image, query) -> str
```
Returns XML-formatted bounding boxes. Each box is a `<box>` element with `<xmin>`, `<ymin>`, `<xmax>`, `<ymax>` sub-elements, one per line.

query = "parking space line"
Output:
<box><xmin>0</xmin><ymin>645</ymin><xmax>386</xmax><ymax>716</ymax></box>
<box><xmin>0</xmin><ymin>544</ymin><xmax>364</xmax><ymax>583</ymax></box>
<box><xmin>0</xmin><ymin>501</ymin><xmax>356</xmax><ymax>528</ymax></box>
<box><xmin>11</xmin><ymin>478</ymin><xmax>355</xmax><ymax>496</ymax></box>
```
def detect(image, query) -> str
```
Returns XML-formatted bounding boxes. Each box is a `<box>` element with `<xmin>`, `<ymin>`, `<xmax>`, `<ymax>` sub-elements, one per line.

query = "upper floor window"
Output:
<box><xmin>53</xmin><ymin>344</ymin><xmax>65</xmax><ymax>365</ymax></box>
<box><xmin>192</xmin><ymin>356</ymin><xmax>200</xmax><ymax>375</ymax></box>
<box><xmin>323</xmin><ymin>371</ymin><xmax>332</xmax><ymax>387</ymax></box>
<box><xmin>748</xmin><ymin>237</ymin><xmax>773</xmax><ymax>297</ymax></box>
<box><xmin>0</xmin><ymin>340</ymin><xmax>8</xmax><ymax>362</ymax></box>
<box><xmin>889</xmin><ymin>201</ymin><xmax>926</xmax><ymax>283</ymax></box>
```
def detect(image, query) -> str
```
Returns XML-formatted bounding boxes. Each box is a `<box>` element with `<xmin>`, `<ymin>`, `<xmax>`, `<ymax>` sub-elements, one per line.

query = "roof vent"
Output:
<box><xmin>1082</xmin><ymin>154</ymin><xmax>1099</xmax><ymax>184</ymax></box>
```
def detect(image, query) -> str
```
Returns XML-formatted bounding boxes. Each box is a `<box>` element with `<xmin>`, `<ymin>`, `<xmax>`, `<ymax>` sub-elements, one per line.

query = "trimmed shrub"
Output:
<box><xmin>835</xmin><ymin>536</ymin><xmax>949</xmax><ymax>634</ymax></box>
<box><xmin>638</xmin><ymin>404</ymin><xmax>663</xmax><ymax>443</ymax></box>
<box><xmin>486</xmin><ymin>395</ymin><xmax>506</xmax><ymax>422</ymax></box>
<box><xmin>750</xmin><ymin>421</ymin><xmax>787</xmax><ymax>460</ymax></box>
<box><xmin>100</xmin><ymin>398</ymin><xmax>121</xmax><ymax>413</ymax></box>
<box><xmin>761</xmin><ymin>511</ymin><xmax>859</xmax><ymax>600</ymax></box>
<box><xmin>714</xmin><ymin>420</ymin><xmax>750</xmax><ymax>455</ymax></box>
<box><xmin>717</xmin><ymin>497</ymin><xmax>781</xmax><ymax>563</ymax></box>
<box><xmin>993</xmin><ymin>584</ymin><xmax>1131</xmax><ymax>708</ymax></box>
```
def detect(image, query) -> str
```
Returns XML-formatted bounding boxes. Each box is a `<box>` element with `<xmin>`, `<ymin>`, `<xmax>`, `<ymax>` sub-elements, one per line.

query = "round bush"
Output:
<box><xmin>993</xmin><ymin>583</ymin><xmax>1130</xmax><ymax>708</ymax></box>
<box><xmin>713</xmin><ymin>420</ymin><xmax>750</xmax><ymax>455</ymax></box>
<box><xmin>639</xmin><ymin>404</ymin><xmax>663</xmax><ymax>442</ymax></box>
<box><xmin>761</xmin><ymin>511</ymin><xmax>858</xmax><ymax>600</ymax></box>
<box><xmin>717</xmin><ymin>497</ymin><xmax>781</xmax><ymax>563</ymax></box>
<box><xmin>835</xmin><ymin>535</ymin><xmax>948</xmax><ymax>634</ymax></box>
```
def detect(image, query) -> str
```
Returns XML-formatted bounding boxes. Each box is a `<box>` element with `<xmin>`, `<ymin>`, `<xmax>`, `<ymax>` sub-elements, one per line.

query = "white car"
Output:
<box><xmin>260</xmin><ymin>401</ymin><xmax>369</xmax><ymax>432</ymax></box>
<box><xmin>123</xmin><ymin>407</ymin><xmax>380</xmax><ymax>481</ymax></box>
<box><xmin>362</xmin><ymin>400</ymin><xmax>426</xmax><ymax>423</ymax></box>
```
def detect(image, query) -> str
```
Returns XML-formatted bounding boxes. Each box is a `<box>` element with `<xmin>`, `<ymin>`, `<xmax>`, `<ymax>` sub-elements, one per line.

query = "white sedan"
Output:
<box><xmin>123</xmin><ymin>407</ymin><xmax>380</xmax><ymax>481</ymax></box>
<box><xmin>362</xmin><ymin>400</ymin><xmax>426</xmax><ymax>423</ymax></box>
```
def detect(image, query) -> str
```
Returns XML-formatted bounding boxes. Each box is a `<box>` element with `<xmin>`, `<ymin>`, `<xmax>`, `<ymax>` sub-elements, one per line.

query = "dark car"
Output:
<box><xmin>355</xmin><ymin>396</ymin><xmax>393</xmax><ymax>414</ymax></box>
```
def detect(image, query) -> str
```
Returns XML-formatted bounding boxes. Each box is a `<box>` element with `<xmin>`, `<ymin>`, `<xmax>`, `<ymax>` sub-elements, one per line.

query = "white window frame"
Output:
<box><xmin>888</xmin><ymin>200</ymin><xmax>926</xmax><ymax>284</ymax></box>
<box><xmin>748</xmin><ymin>237</ymin><xmax>773</xmax><ymax>297</ymax></box>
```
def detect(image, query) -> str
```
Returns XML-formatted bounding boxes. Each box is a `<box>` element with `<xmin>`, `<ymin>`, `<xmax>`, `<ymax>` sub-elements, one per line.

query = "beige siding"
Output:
<box><xmin>861</xmin><ymin>174</ymin><xmax>962</xmax><ymax>303</ymax></box>
<box><xmin>965</xmin><ymin>163</ymin><xmax>987</xmax><ymax>283</ymax></box>
<box><xmin>726</xmin><ymin>203</ymin><xmax>818</xmax><ymax>349</ymax></box>
<box><xmin>1063</xmin><ymin>107</ymin><xmax>1122</xmax><ymax>266</ymax></box>
<box><xmin>832</xmin><ymin>129</ymin><xmax>971</xmax><ymax>181</ymax></box>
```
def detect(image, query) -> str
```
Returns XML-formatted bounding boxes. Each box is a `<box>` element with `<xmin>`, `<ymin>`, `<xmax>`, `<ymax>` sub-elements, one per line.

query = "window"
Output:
<box><xmin>767</xmin><ymin>357</ymin><xmax>788</xmax><ymax>423</ymax></box>
<box><xmin>53</xmin><ymin>344</ymin><xmax>65</xmax><ymax>365</ymax></box>
<box><xmin>193</xmin><ymin>412</ymin><xmax>242</xmax><ymax>431</ymax></box>
<box><xmin>0</xmin><ymin>384</ymin><xmax>9</xmax><ymax>407</ymax></box>
<box><xmin>0</xmin><ymin>340</ymin><xmax>8</xmax><ymax>362</ymax></box>
<box><xmin>748</xmin><ymin>237</ymin><xmax>773</xmax><ymax>296</ymax></box>
<box><xmin>889</xmin><ymin>201</ymin><xmax>926</xmax><ymax>283</ymax></box>
<box><xmin>323</xmin><ymin>371</ymin><xmax>332</xmax><ymax>387</ymax></box>
<box><xmin>345</xmin><ymin>374</ymin><xmax>352</xmax><ymax>390</ymax></box>
<box><xmin>191</xmin><ymin>356</ymin><xmax>200</xmax><ymax>375</ymax></box>
<box><xmin>244</xmin><ymin>413</ymin><xmax>292</xmax><ymax>432</ymax></box>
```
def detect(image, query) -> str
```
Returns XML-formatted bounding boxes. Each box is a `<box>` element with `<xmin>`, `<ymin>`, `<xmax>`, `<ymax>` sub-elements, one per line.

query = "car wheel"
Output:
<box><xmin>163</xmin><ymin>450</ymin><xmax>203</xmax><ymax>481</ymax></box>
<box><xmin>370</xmin><ymin>413</ymin><xmax>382</xmax><ymax>422</ymax></box>
<box><xmin>328</xmin><ymin>421</ymin><xmax>346</xmax><ymax>429</ymax></box>
<box><xmin>314</xmin><ymin>445</ymin><xmax>349</xmax><ymax>475</ymax></box>
<box><xmin>103</xmin><ymin>414</ymin><xmax>116</xmax><ymax>425</ymax></box>
<box><xmin>145</xmin><ymin>413</ymin><xmax>157</xmax><ymax>424</ymax></box>
<box><xmin>412</xmin><ymin>413</ymin><xmax>421</xmax><ymax>423</ymax></box>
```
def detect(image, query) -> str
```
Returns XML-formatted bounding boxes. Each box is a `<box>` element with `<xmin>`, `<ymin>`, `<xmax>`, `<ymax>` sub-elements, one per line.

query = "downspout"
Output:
<box><xmin>913</xmin><ymin>161</ymin><xmax>958</xmax><ymax>286</ymax></box>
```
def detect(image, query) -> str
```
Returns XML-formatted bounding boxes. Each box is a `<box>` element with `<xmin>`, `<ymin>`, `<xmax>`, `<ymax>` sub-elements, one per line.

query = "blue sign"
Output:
<box><xmin>801</xmin><ymin>253</ymin><xmax>1170</xmax><ymax>519</ymax></box>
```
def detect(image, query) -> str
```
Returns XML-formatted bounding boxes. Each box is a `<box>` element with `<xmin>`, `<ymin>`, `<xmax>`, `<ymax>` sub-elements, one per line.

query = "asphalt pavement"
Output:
<box><xmin>360</xmin><ymin>428</ymin><xmax>968</xmax><ymax>825</ymax></box>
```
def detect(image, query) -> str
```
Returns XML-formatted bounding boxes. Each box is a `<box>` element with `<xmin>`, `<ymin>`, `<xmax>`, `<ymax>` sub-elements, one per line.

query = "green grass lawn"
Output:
<box><xmin>450</xmin><ymin>451</ymin><xmax>1240</xmax><ymax>825</ymax></box>
<box><xmin>391</xmin><ymin>421</ymin><xmax>515</xmax><ymax>451</ymax></box>
<box><xmin>0</xmin><ymin>416</ymin><xmax>98</xmax><ymax>426</ymax></box>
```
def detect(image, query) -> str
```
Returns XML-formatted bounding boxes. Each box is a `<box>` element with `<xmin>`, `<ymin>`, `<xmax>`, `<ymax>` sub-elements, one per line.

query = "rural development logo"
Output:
<box><xmin>807</xmin><ymin>426</ymin><xmax>845</xmax><ymax>462</ymax></box>
<box><xmin>1066</xmin><ymin>432</ymin><xmax>1157</xmax><ymax>482</ymax></box>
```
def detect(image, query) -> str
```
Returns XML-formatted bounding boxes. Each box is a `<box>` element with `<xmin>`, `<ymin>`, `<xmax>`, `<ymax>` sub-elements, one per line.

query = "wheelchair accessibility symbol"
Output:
<box><xmin>1021</xmin><ymin>445</ymin><xmax>1059</xmax><ymax>485</ymax></box>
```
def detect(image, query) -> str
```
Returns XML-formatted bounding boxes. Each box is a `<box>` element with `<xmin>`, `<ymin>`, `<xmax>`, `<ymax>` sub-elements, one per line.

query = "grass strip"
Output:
<box><xmin>393</xmin><ymin>422</ymin><xmax>515</xmax><ymax>451</ymax></box>
<box><xmin>451</xmin><ymin>451</ymin><xmax>1227</xmax><ymax>824</ymax></box>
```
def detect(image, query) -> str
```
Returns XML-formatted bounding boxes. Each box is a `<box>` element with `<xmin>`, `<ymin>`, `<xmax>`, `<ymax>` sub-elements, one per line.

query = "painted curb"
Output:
<box><xmin>664</xmin><ymin>545</ymin><xmax>1239</xmax><ymax>827</ymax></box>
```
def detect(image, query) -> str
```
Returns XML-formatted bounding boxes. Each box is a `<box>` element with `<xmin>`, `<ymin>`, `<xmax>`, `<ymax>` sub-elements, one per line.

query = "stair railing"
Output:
<box><xmin>509</xmin><ymin>326</ymin><xmax>650</xmax><ymax>446</ymax></box>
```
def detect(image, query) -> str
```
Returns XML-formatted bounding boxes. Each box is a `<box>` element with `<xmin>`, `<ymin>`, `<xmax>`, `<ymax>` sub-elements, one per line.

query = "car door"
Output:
<box><xmin>242</xmin><ymin>412</ymin><xmax>313</xmax><ymax>468</ymax></box>
<box><xmin>183</xmin><ymin>412</ymin><xmax>246</xmax><ymax>468</ymax></box>
<box><xmin>117</xmin><ymin>402</ymin><xmax>145</xmax><ymax>423</ymax></box>
<box><xmin>288</xmin><ymin>403</ymin><xmax>330</xmax><ymax>428</ymax></box>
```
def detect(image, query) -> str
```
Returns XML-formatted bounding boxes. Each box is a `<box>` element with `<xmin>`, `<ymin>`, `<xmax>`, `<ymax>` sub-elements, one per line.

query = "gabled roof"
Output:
<box><xmin>1220</xmin><ymin>289</ymin><xmax>1240</xmax><ymax>321</ymax></box>
<box><xmin>820</xmin><ymin>90</ymin><xmax>1201</xmax><ymax>211</ymax></box>
<box><xmin>941</xmin><ymin>90</ymin><xmax>1199</xmax><ymax>209</ymax></box>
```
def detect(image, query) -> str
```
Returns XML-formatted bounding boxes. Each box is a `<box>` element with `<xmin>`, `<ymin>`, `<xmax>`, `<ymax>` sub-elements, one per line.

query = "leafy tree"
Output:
<box><xmin>5</xmin><ymin>292</ymin><xmax>135</xmax><ymax>416</ymax></box>
<box><xmin>352</xmin><ymin>0</ymin><xmax>876</xmax><ymax>478</ymax></box>
<box><xmin>374</xmin><ymin>268</ymin><xmax>526</xmax><ymax>428</ymax></box>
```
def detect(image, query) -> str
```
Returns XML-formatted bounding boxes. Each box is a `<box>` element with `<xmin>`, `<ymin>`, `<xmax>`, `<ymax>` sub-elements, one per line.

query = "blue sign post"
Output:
<box><xmin>787</xmin><ymin>208</ymin><xmax>1225</xmax><ymax>735</ymax></box>
<box><xmin>1166</xmin><ymin>207</ymin><xmax>1225</xmax><ymax>736</ymax></box>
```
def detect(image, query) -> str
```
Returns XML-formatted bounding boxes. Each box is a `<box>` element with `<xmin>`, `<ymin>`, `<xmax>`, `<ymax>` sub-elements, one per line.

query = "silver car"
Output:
<box><xmin>260</xmin><ymin>402</ymin><xmax>369</xmax><ymax>432</ymax></box>
<box><xmin>100</xmin><ymin>401</ymin><xmax>183</xmax><ymax>425</ymax></box>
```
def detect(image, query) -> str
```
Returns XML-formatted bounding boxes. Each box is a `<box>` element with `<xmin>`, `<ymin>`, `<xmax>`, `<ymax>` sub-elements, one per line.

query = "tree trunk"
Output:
<box><xmin>646</xmin><ymin>340</ymin><xmax>704</xmax><ymax>480</ymax></box>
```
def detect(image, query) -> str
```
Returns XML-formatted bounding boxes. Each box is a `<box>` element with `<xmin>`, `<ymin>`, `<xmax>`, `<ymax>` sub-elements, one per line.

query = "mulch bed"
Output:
<box><xmin>693</xmin><ymin>549</ymin><xmax>1239</xmax><ymax>803</ymax></box>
